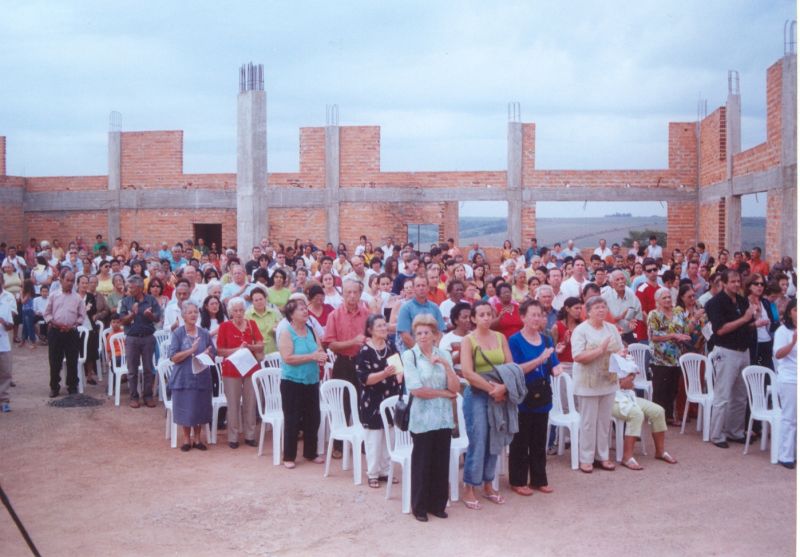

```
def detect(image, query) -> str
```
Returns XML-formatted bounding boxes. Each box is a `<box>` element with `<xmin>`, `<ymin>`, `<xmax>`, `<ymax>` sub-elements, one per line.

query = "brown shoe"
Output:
<box><xmin>129</xmin><ymin>400</ymin><xmax>141</xmax><ymax>409</ymax></box>
<box><xmin>145</xmin><ymin>399</ymin><xmax>157</xmax><ymax>408</ymax></box>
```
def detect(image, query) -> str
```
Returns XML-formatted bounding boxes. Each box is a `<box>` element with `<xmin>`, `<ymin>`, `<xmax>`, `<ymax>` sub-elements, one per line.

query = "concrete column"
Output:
<box><xmin>324</xmin><ymin>125</ymin><xmax>340</xmax><ymax>246</ymax></box>
<box><xmin>236</xmin><ymin>63</ymin><xmax>267</xmax><ymax>259</ymax></box>
<box><xmin>506</xmin><ymin>121</ymin><xmax>523</xmax><ymax>247</ymax></box>
<box><xmin>108</xmin><ymin>130</ymin><xmax>121</xmax><ymax>241</ymax></box>
<box><xmin>725</xmin><ymin>194</ymin><xmax>742</xmax><ymax>252</ymax></box>
<box><xmin>780</xmin><ymin>53</ymin><xmax>797</xmax><ymax>258</ymax></box>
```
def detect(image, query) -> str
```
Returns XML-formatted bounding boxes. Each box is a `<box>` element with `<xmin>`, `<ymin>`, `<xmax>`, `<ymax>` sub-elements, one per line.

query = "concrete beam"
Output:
<box><xmin>697</xmin><ymin>165</ymin><xmax>790</xmax><ymax>202</ymax></box>
<box><xmin>0</xmin><ymin>186</ymin><xmax>24</xmax><ymax>205</ymax></box>
<box><xmin>725</xmin><ymin>94</ymin><xmax>741</xmax><ymax>179</ymax></box>
<box><xmin>108</xmin><ymin>131</ymin><xmax>121</xmax><ymax>241</ymax></box>
<box><xmin>324</xmin><ymin>125</ymin><xmax>340</xmax><ymax>246</ymax></box>
<box><xmin>725</xmin><ymin>195</ymin><xmax>742</xmax><ymax>252</ymax></box>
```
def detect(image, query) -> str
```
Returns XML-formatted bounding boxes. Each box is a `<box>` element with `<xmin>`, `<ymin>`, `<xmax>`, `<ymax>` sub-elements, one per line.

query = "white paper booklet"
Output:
<box><xmin>228</xmin><ymin>347</ymin><xmax>258</xmax><ymax>376</ymax></box>
<box><xmin>192</xmin><ymin>352</ymin><xmax>216</xmax><ymax>375</ymax></box>
<box><xmin>610</xmin><ymin>353</ymin><xmax>638</xmax><ymax>377</ymax></box>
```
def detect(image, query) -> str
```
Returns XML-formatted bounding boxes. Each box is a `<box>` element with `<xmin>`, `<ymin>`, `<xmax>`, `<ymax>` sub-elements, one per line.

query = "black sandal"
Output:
<box><xmin>193</xmin><ymin>442</ymin><xmax>207</xmax><ymax>451</ymax></box>
<box><xmin>180</xmin><ymin>443</ymin><xmax>191</xmax><ymax>452</ymax></box>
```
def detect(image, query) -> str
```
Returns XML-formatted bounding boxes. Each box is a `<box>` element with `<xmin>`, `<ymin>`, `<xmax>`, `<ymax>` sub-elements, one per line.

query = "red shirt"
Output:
<box><xmin>635</xmin><ymin>282</ymin><xmax>659</xmax><ymax>340</ymax></box>
<box><xmin>428</xmin><ymin>288</ymin><xmax>447</xmax><ymax>305</ymax></box>
<box><xmin>492</xmin><ymin>301</ymin><xmax>523</xmax><ymax>339</ymax></box>
<box><xmin>309</xmin><ymin>303</ymin><xmax>335</xmax><ymax>327</ymax></box>
<box><xmin>217</xmin><ymin>319</ymin><xmax>264</xmax><ymax>378</ymax></box>
<box><xmin>751</xmin><ymin>259</ymin><xmax>770</xmax><ymax>277</ymax></box>
<box><xmin>555</xmin><ymin>321</ymin><xmax>574</xmax><ymax>362</ymax></box>
<box><xmin>322</xmin><ymin>303</ymin><xmax>370</xmax><ymax>357</ymax></box>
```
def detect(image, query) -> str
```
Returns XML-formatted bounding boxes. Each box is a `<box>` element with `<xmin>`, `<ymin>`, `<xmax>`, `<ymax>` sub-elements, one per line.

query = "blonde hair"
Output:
<box><xmin>411</xmin><ymin>313</ymin><xmax>439</xmax><ymax>334</ymax></box>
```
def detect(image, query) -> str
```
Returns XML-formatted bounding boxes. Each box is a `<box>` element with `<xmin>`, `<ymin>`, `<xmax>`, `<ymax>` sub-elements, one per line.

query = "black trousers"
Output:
<box><xmin>48</xmin><ymin>328</ymin><xmax>80</xmax><ymax>392</ymax></box>
<box><xmin>281</xmin><ymin>380</ymin><xmax>320</xmax><ymax>461</ymax></box>
<box><xmin>332</xmin><ymin>356</ymin><xmax>360</xmax><ymax>450</ymax></box>
<box><xmin>410</xmin><ymin>428</ymin><xmax>451</xmax><ymax>516</ymax></box>
<box><xmin>651</xmin><ymin>364</ymin><xmax>680</xmax><ymax>421</ymax></box>
<box><xmin>509</xmin><ymin>411</ymin><xmax>549</xmax><ymax>488</ymax></box>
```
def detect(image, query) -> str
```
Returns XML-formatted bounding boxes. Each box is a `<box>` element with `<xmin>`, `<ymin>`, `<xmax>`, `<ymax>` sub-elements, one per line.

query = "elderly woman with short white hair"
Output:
<box><xmin>168</xmin><ymin>300</ymin><xmax>216</xmax><ymax>452</ymax></box>
<box><xmin>571</xmin><ymin>295</ymin><xmax>624</xmax><ymax>473</ymax></box>
<box><xmin>216</xmin><ymin>296</ymin><xmax>264</xmax><ymax>449</ymax></box>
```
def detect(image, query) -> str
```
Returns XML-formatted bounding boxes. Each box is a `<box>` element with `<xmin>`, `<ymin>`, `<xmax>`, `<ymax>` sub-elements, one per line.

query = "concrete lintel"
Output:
<box><xmin>0</xmin><ymin>186</ymin><xmax>24</xmax><ymax>205</ymax></box>
<box><xmin>520</xmin><ymin>186</ymin><xmax>695</xmax><ymax>203</ymax></box>
<box><xmin>23</xmin><ymin>189</ymin><xmax>237</xmax><ymax>212</ymax></box>
<box><xmin>697</xmin><ymin>166</ymin><xmax>788</xmax><ymax>202</ymax></box>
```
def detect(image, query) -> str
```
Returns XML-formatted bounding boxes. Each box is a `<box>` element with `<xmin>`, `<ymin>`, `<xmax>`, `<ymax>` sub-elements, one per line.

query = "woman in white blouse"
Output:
<box><xmin>773</xmin><ymin>298</ymin><xmax>797</xmax><ymax>469</ymax></box>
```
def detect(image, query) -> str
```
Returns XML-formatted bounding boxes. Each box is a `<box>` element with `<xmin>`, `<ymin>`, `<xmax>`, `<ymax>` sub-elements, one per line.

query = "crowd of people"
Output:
<box><xmin>0</xmin><ymin>231</ymin><xmax>796</xmax><ymax>521</ymax></box>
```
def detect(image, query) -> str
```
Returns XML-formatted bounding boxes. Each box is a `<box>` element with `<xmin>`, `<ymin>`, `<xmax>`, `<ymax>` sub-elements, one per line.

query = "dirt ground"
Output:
<box><xmin>0</xmin><ymin>345</ymin><xmax>796</xmax><ymax>557</ymax></box>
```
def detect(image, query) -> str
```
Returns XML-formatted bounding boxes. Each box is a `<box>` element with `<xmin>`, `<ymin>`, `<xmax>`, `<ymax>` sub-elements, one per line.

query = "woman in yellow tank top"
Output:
<box><xmin>459</xmin><ymin>300</ymin><xmax>513</xmax><ymax>509</ymax></box>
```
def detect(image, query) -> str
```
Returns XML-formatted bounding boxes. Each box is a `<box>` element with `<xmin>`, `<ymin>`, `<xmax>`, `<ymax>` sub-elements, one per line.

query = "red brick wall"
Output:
<box><xmin>732</xmin><ymin>143</ymin><xmax>777</xmax><ymax>175</ymax></box>
<box><xmin>765</xmin><ymin>189</ymin><xmax>786</xmax><ymax>264</ymax></box>
<box><xmin>340</xmin><ymin>126</ymin><xmax>380</xmax><ymax>186</ymax></box>
<box><xmin>297</xmin><ymin>127</ymin><xmax>325</xmax><ymax>188</ymax></box>
<box><xmin>668</xmin><ymin>122</ymin><xmax>698</xmax><ymax>185</ymax></box>
<box><xmin>698</xmin><ymin>199</ymin><xmax>726</xmax><ymax>257</ymax></box>
<box><xmin>521</xmin><ymin>204</ymin><xmax>536</xmax><ymax>242</ymax></box>
<box><xmin>25</xmin><ymin>175</ymin><xmax>107</xmax><ymax>192</ymax></box>
<box><xmin>338</xmin><ymin>202</ymin><xmax>449</xmax><ymax>251</ymax></box>
<box><xmin>25</xmin><ymin>211</ymin><xmax>108</xmax><ymax>246</ymax></box>
<box><xmin>121</xmin><ymin>131</ymin><xmax>183</xmax><ymax>188</ymax></box>
<box><xmin>0</xmin><ymin>136</ymin><xmax>6</xmax><ymax>176</ymax></box>
<box><xmin>666</xmin><ymin>201</ymin><xmax>696</xmax><ymax>254</ymax></box>
<box><xmin>521</xmin><ymin>123</ymin><xmax>536</xmax><ymax>185</ymax></box>
<box><xmin>268</xmin><ymin>208</ymin><xmax>328</xmax><ymax>248</ymax></box>
<box><xmin>0</xmin><ymin>175</ymin><xmax>25</xmax><ymax>246</ymax></box>
<box><xmin>119</xmin><ymin>209</ymin><xmax>237</xmax><ymax>251</ymax></box>
<box><xmin>442</xmin><ymin>202</ymin><xmax>459</xmax><ymax>244</ymax></box>
<box><xmin>699</xmin><ymin>108</ymin><xmax>726</xmax><ymax>186</ymax></box>
<box><xmin>766</xmin><ymin>60</ymin><xmax>783</xmax><ymax>149</ymax></box>
<box><xmin>182</xmin><ymin>173</ymin><xmax>236</xmax><ymax>189</ymax></box>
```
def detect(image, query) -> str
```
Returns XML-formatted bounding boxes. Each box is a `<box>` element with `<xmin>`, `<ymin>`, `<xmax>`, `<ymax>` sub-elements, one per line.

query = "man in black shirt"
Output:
<box><xmin>705</xmin><ymin>270</ymin><xmax>760</xmax><ymax>448</ymax></box>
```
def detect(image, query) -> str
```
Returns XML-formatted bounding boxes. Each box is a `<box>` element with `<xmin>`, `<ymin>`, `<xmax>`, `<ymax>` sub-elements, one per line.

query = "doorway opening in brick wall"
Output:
<box><xmin>535</xmin><ymin>201</ymin><xmax>667</xmax><ymax>256</ymax></box>
<box><xmin>458</xmin><ymin>201</ymin><xmax>508</xmax><ymax>247</ymax></box>
<box><xmin>193</xmin><ymin>223</ymin><xmax>222</xmax><ymax>254</ymax></box>
<box><xmin>739</xmin><ymin>193</ymin><xmax>767</xmax><ymax>252</ymax></box>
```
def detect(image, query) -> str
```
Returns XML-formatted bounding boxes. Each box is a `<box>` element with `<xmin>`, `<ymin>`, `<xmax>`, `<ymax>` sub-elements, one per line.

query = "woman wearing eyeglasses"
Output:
<box><xmin>745</xmin><ymin>273</ymin><xmax>780</xmax><ymax>369</ymax></box>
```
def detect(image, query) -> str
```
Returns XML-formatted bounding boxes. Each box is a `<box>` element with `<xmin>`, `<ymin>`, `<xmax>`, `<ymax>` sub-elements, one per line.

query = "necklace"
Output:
<box><xmin>369</xmin><ymin>340</ymin><xmax>389</xmax><ymax>359</ymax></box>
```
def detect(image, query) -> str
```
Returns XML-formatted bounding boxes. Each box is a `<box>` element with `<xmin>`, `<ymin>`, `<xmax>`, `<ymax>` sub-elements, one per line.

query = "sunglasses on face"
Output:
<box><xmin>645</xmin><ymin>268</ymin><xmax>658</xmax><ymax>273</ymax></box>
<box><xmin>752</xmin><ymin>282</ymin><xmax>765</xmax><ymax>287</ymax></box>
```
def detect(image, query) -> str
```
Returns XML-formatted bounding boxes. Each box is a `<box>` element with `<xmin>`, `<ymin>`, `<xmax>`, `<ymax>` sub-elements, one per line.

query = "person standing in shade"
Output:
<box><xmin>44</xmin><ymin>270</ymin><xmax>86</xmax><ymax>397</ymax></box>
<box><xmin>118</xmin><ymin>275</ymin><xmax>163</xmax><ymax>408</ymax></box>
<box><xmin>773</xmin><ymin>299</ymin><xmax>797</xmax><ymax>469</ymax></box>
<box><xmin>705</xmin><ymin>270</ymin><xmax>760</xmax><ymax>449</ymax></box>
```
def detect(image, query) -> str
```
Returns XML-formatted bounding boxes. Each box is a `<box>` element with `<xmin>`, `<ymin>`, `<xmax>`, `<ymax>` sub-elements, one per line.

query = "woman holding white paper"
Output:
<box><xmin>355</xmin><ymin>314</ymin><xmax>402</xmax><ymax>488</ymax></box>
<box><xmin>168</xmin><ymin>301</ymin><xmax>216</xmax><ymax>452</ymax></box>
<box><xmin>217</xmin><ymin>297</ymin><xmax>264</xmax><ymax>449</ymax></box>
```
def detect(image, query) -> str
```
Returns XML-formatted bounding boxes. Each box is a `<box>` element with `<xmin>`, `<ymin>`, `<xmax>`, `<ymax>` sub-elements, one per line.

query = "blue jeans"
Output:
<box><xmin>463</xmin><ymin>386</ymin><xmax>497</xmax><ymax>486</ymax></box>
<box><xmin>21</xmin><ymin>308</ymin><xmax>37</xmax><ymax>342</ymax></box>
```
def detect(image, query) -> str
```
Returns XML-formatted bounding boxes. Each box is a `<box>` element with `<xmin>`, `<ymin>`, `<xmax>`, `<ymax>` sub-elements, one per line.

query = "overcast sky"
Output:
<box><xmin>1</xmin><ymin>1</ymin><xmax>793</xmax><ymax>218</ymax></box>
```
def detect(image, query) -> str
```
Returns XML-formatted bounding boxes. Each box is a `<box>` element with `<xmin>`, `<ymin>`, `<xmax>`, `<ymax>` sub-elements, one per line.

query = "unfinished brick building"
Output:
<box><xmin>0</xmin><ymin>49</ymin><xmax>795</xmax><ymax>263</ymax></box>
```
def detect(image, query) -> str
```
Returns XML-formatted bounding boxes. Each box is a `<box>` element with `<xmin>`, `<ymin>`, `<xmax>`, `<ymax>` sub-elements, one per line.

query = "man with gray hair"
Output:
<box><xmin>535</xmin><ymin>284</ymin><xmax>559</xmax><ymax>332</ymax></box>
<box><xmin>602</xmin><ymin>269</ymin><xmax>643</xmax><ymax>344</ymax></box>
<box><xmin>119</xmin><ymin>275</ymin><xmax>162</xmax><ymax>408</ymax></box>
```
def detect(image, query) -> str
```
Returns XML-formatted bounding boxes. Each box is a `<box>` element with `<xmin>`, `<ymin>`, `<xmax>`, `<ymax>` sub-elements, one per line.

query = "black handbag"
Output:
<box><xmin>521</xmin><ymin>336</ymin><xmax>554</xmax><ymax>410</ymax></box>
<box><xmin>394</xmin><ymin>351</ymin><xmax>416</xmax><ymax>431</ymax></box>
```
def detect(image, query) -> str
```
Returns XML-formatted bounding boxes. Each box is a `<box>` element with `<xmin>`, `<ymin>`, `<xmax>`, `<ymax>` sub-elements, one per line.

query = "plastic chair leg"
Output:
<box><xmin>170</xmin><ymin>418</ymin><xmax>177</xmax><ymax>449</ymax></box>
<box><xmin>449</xmin><ymin>450</ymin><xmax>460</xmax><ymax>502</ymax></box>
<box><xmin>680</xmin><ymin>403</ymin><xmax>689</xmax><ymax>434</ymax></box>
<box><xmin>401</xmin><ymin>459</ymin><xmax>411</xmax><ymax>514</ymax></box>
<box><xmin>257</xmin><ymin>422</ymin><xmax>265</xmax><ymax>457</ymax></box>
<box><xmin>386</xmin><ymin>463</ymin><xmax>394</xmax><ymax>501</ymax></box>
<box><xmin>324</xmin><ymin>437</ymin><xmax>334</xmax><ymax>477</ymax></box>
<box><xmin>209</xmin><ymin>411</ymin><xmax>218</xmax><ymax>445</ymax></box>
<box><xmin>770</xmin><ymin>420</ymin><xmax>780</xmax><ymax>464</ymax></box>
<box><xmin>702</xmin><ymin>404</ymin><xmax>711</xmax><ymax>442</ymax></box>
<box><xmin>352</xmin><ymin>439</ymin><xmax>363</xmax><ymax>485</ymax></box>
<box><xmin>77</xmin><ymin>362</ymin><xmax>85</xmax><ymax>394</ymax></box>
<box><xmin>115</xmin><ymin>375</ymin><xmax>122</xmax><ymax>406</ymax></box>
<box><xmin>108</xmin><ymin>372</ymin><xmax>113</xmax><ymax>397</ymax></box>
<box><xmin>569</xmin><ymin>425</ymin><xmax>580</xmax><ymax>470</ymax></box>
<box><xmin>165</xmin><ymin>412</ymin><xmax>170</xmax><ymax>439</ymax></box>
<box><xmin>760</xmin><ymin>421</ymin><xmax>768</xmax><ymax>452</ymax></box>
<box><xmin>342</xmin><ymin>440</ymin><xmax>351</xmax><ymax>471</ymax></box>
<box><xmin>743</xmin><ymin>417</ymin><xmax>754</xmax><ymax>455</ymax></box>
<box><xmin>272</xmin><ymin>419</ymin><xmax>282</xmax><ymax>466</ymax></box>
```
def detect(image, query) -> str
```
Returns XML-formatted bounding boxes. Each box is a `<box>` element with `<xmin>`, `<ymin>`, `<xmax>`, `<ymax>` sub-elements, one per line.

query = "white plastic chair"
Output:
<box><xmin>154</xmin><ymin>329</ymin><xmax>171</xmax><ymax>365</ymax></box>
<box><xmin>679</xmin><ymin>353</ymin><xmax>714</xmax><ymax>442</ymax></box>
<box><xmin>323</xmin><ymin>349</ymin><xmax>336</xmax><ymax>381</ymax></box>
<box><xmin>262</xmin><ymin>351</ymin><xmax>282</xmax><ymax>369</ymax></box>
<box><xmin>627</xmin><ymin>344</ymin><xmax>653</xmax><ymax>401</ymax></box>
<box><xmin>108</xmin><ymin>332</ymin><xmax>127</xmax><ymax>406</ymax></box>
<box><xmin>742</xmin><ymin>366</ymin><xmax>781</xmax><ymax>464</ymax></box>
<box><xmin>548</xmin><ymin>374</ymin><xmax>581</xmax><ymax>470</ymax></box>
<box><xmin>71</xmin><ymin>326</ymin><xmax>90</xmax><ymax>394</ymax></box>
<box><xmin>449</xmin><ymin>393</ymin><xmax>469</xmax><ymax>501</ymax></box>
<box><xmin>320</xmin><ymin>379</ymin><xmax>366</xmax><ymax>485</ymax></box>
<box><xmin>208</xmin><ymin>357</ymin><xmax>227</xmax><ymax>444</ymax></box>
<box><xmin>94</xmin><ymin>321</ymin><xmax>105</xmax><ymax>381</ymax></box>
<box><xmin>611</xmin><ymin>414</ymin><xmax>647</xmax><ymax>461</ymax></box>
<box><xmin>157</xmin><ymin>360</ymin><xmax>178</xmax><ymax>448</ymax></box>
<box><xmin>99</xmin><ymin>326</ymin><xmax>113</xmax><ymax>381</ymax></box>
<box><xmin>251</xmin><ymin>366</ymin><xmax>284</xmax><ymax>465</ymax></box>
<box><xmin>379</xmin><ymin>395</ymin><xmax>413</xmax><ymax>513</ymax></box>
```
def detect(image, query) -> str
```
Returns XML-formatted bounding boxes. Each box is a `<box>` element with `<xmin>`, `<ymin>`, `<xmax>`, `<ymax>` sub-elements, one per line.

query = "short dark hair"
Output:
<box><xmin>519</xmin><ymin>298</ymin><xmax>542</xmax><ymax>317</ymax></box>
<box><xmin>450</xmin><ymin>302</ymin><xmax>472</xmax><ymax>325</ymax></box>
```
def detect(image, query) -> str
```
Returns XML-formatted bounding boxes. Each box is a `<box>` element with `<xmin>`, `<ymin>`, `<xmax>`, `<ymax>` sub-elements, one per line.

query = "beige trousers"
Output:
<box><xmin>577</xmin><ymin>393</ymin><xmax>615</xmax><ymax>464</ymax></box>
<box><xmin>223</xmin><ymin>375</ymin><xmax>258</xmax><ymax>443</ymax></box>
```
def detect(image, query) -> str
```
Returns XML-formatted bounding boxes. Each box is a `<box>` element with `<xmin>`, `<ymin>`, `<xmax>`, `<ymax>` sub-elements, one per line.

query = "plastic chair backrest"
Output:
<box><xmin>455</xmin><ymin>393</ymin><xmax>468</xmax><ymax>444</ymax></box>
<box><xmin>679</xmin><ymin>353</ymin><xmax>708</xmax><ymax>396</ymax></box>
<box><xmin>552</xmin><ymin>374</ymin><xmax>577</xmax><ymax>415</ymax></box>
<box><xmin>262</xmin><ymin>351</ymin><xmax>282</xmax><ymax>369</ymax></box>
<box><xmin>158</xmin><ymin>338</ymin><xmax>171</xmax><ymax>361</ymax></box>
<box><xmin>95</xmin><ymin>321</ymin><xmax>105</xmax><ymax>358</ymax></box>
<box><xmin>252</xmin><ymin>367</ymin><xmax>283</xmax><ymax>417</ymax></box>
<box><xmin>628</xmin><ymin>344</ymin><xmax>650</xmax><ymax>382</ymax></box>
<box><xmin>321</xmin><ymin>379</ymin><xmax>359</xmax><ymax>429</ymax></box>
<box><xmin>379</xmin><ymin>395</ymin><xmax>412</xmax><ymax>457</ymax></box>
<box><xmin>110</xmin><ymin>332</ymin><xmax>127</xmax><ymax>369</ymax></box>
<box><xmin>100</xmin><ymin>327</ymin><xmax>113</xmax><ymax>362</ymax></box>
<box><xmin>154</xmin><ymin>329</ymin><xmax>170</xmax><ymax>348</ymax></box>
<box><xmin>77</xmin><ymin>326</ymin><xmax>90</xmax><ymax>361</ymax></box>
<box><xmin>157</xmin><ymin>360</ymin><xmax>173</xmax><ymax>404</ymax></box>
<box><xmin>214</xmin><ymin>357</ymin><xmax>226</xmax><ymax>398</ymax></box>
<box><xmin>326</xmin><ymin>350</ymin><xmax>337</xmax><ymax>366</ymax></box>
<box><xmin>742</xmin><ymin>365</ymin><xmax>775</xmax><ymax>416</ymax></box>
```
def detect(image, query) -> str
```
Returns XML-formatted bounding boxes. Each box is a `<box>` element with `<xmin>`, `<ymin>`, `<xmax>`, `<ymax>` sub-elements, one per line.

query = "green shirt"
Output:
<box><xmin>245</xmin><ymin>306</ymin><xmax>282</xmax><ymax>353</ymax></box>
<box><xmin>268</xmin><ymin>287</ymin><xmax>290</xmax><ymax>309</ymax></box>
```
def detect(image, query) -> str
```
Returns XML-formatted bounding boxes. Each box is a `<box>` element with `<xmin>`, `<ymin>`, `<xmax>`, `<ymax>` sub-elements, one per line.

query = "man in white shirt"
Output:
<box><xmin>645</xmin><ymin>235</ymin><xmax>663</xmax><ymax>260</ymax></box>
<box><xmin>561</xmin><ymin>257</ymin><xmax>590</xmax><ymax>299</ymax></box>
<box><xmin>593</xmin><ymin>239</ymin><xmax>613</xmax><ymax>261</ymax></box>
<box><xmin>2</xmin><ymin>246</ymin><xmax>26</xmax><ymax>275</ymax></box>
<box><xmin>163</xmin><ymin>281</ymin><xmax>190</xmax><ymax>331</ymax></box>
<box><xmin>561</xmin><ymin>240</ymin><xmax>579</xmax><ymax>260</ymax></box>
<box><xmin>548</xmin><ymin>268</ymin><xmax>567</xmax><ymax>311</ymax></box>
<box><xmin>380</xmin><ymin>236</ymin><xmax>395</xmax><ymax>262</ymax></box>
<box><xmin>602</xmin><ymin>270</ymin><xmax>643</xmax><ymax>344</ymax></box>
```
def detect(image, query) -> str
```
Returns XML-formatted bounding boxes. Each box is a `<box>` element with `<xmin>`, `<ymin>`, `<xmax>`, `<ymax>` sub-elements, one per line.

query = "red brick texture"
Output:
<box><xmin>119</xmin><ymin>209</ymin><xmax>237</xmax><ymax>250</ymax></box>
<box><xmin>0</xmin><ymin>136</ymin><xmax>6</xmax><ymax>176</ymax></box>
<box><xmin>121</xmin><ymin>131</ymin><xmax>183</xmax><ymax>188</ymax></box>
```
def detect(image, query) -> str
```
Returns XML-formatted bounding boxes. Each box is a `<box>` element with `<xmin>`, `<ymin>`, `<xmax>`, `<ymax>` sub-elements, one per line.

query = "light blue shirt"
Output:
<box><xmin>396</xmin><ymin>298</ymin><xmax>445</xmax><ymax>335</ymax></box>
<box><xmin>402</xmin><ymin>346</ymin><xmax>454</xmax><ymax>434</ymax></box>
